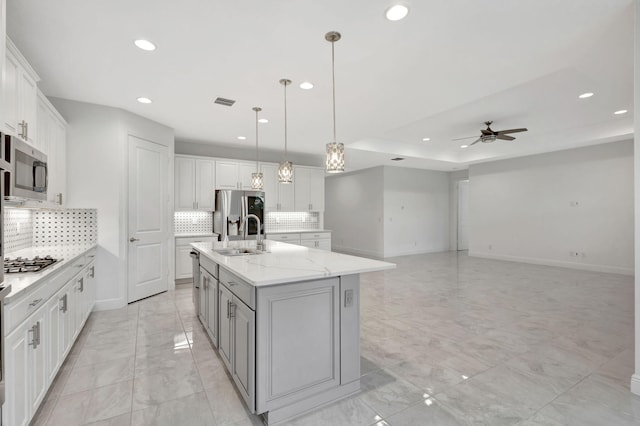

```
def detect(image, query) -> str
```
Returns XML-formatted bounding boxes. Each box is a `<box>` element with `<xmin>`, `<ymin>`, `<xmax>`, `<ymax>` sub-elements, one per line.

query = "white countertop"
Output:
<box><xmin>3</xmin><ymin>244</ymin><xmax>97</xmax><ymax>302</ymax></box>
<box><xmin>175</xmin><ymin>233</ymin><xmax>218</xmax><ymax>238</ymax></box>
<box><xmin>265</xmin><ymin>229</ymin><xmax>332</xmax><ymax>234</ymax></box>
<box><xmin>191</xmin><ymin>240</ymin><xmax>394</xmax><ymax>287</ymax></box>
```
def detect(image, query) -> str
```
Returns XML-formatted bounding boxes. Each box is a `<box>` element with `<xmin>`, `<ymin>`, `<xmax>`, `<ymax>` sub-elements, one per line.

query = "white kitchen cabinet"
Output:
<box><xmin>231</xmin><ymin>296</ymin><xmax>255</xmax><ymax>411</ymax></box>
<box><xmin>204</xmin><ymin>268</ymin><xmax>218</xmax><ymax>347</ymax></box>
<box><xmin>175</xmin><ymin>156</ymin><xmax>215</xmax><ymax>210</ymax></box>
<box><xmin>268</xmin><ymin>232</ymin><xmax>332</xmax><ymax>251</ymax></box>
<box><xmin>176</xmin><ymin>236</ymin><xmax>216</xmax><ymax>280</ymax></box>
<box><xmin>37</xmin><ymin>90</ymin><xmax>67</xmax><ymax>205</ymax></box>
<box><xmin>294</xmin><ymin>167</ymin><xmax>325</xmax><ymax>212</ymax></box>
<box><xmin>216</xmin><ymin>160</ymin><xmax>256</xmax><ymax>190</ymax></box>
<box><xmin>261</xmin><ymin>164</ymin><xmax>294</xmax><ymax>212</ymax></box>
<box><xmin>5</xmin><ymin>304</ymin><xmax>46</xmax><ymax>426</ymax></box>
<box><xmin>4</xmin><ymin>39</ymin><xmax>40</xmax><ymax>144</ymax></box>
<box><xmin>218</xmin><ymin>283</ymin><xmax>233</xmax><ymax>370</ymax></box>
<box><xmin>45</xmin><ymin>294</ymin><xmax>61</xmax><ymax>384</ymax></box>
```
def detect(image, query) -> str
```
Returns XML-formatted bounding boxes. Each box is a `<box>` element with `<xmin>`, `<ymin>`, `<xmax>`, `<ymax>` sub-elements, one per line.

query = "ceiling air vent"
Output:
<box><xmin>214</xmin><ymin>97</ymin><xmax>236</xmax><ymax>107</ymax></box>
<box><xmin>391</xmin><ymin>157</ymin><xmax>404</xmax><ymax>161</ymax></box>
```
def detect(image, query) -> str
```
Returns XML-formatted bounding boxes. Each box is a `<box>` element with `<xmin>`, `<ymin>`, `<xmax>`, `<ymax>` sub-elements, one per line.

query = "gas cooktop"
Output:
<box><xmin>4</xmin><ymin>255</ymin><xmax>60</xmax><ymax>273</ymax></box>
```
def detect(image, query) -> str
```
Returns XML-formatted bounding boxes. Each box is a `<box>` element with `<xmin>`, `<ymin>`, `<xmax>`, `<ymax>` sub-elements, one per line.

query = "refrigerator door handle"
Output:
<box><xmin>241</xmin><ymin>195</ymin><xmax>247</xmax><ymax>238</ymax></box>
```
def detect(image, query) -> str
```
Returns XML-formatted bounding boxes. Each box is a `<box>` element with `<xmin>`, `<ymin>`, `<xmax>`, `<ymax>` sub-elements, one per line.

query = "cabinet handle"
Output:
<box><xmin>90</xmin><ymin>266</ymin><xmax>95</xmax><ymax>278</ymax></box>
<box><xmin>29</xmin><ymin>324</ymin><xmax>38</xmax><ymax>347</ymax></box>
<box><xmin>76</xmin><ymin>264</ymin><xmax>85</xmax><ymax>268</ymax></box>
<box><xmin>228</xmin><ymin>281</ymin><xmax>237</xmax><ymax>286</ymax></box>
<box><xmin>29</xmin><ymin>298</ymin><xmax>43</xmax><ymax>308</ymax></box>
<box><xmin>229</xmin><ymin>302</ymin><xmax>236</xmax><ymax>318</ymax></box>
<box><xmin>18</xmin><ymin>120</ymin><xmax>26</xmax><ymax>139</ymax></box>
<box><xmin>88</xmin><ymin>254</ymin><xmax>96</xmax><ymax>258</ymax></box>
<box><xmin>78</xmin><ymin>278</ymin><xmax>84</xmax><ymax>292</ymax></box>
<box><xmin>36</xmin><ymin>321</ymin><xmax>41</xmax><ymax>346</ymax></box>
<box><xmin>57</xmin><ymin>193</ymin><xmax>63</xmax><ymax>205</ymax></box>
<box><xmin>226</xmin><ymin>299</ymin><xmax>230</xmax><ymax>318</ymax></box>
<box><xmin>25</xmin><ymin>122</ymin><xmax>29</xmax><ymax>140</ymax></box>
<box><xmin>59</xmin><ymin>294</ymin><xmax>68</xmax><ymax>313</ymax></box>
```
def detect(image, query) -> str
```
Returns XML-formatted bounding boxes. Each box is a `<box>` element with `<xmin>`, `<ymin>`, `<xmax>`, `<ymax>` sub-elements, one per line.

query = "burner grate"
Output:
<box><xmin>4</xmin><ymin>255</ymin><xmax>60</xmax><ymax>273</ymax></box>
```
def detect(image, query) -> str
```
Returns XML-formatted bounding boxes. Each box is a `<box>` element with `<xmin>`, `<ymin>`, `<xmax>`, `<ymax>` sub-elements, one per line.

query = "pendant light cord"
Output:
<box><xmin>331</xmin><ymin>40</ymin><xmax>336</xmax><ymax>144</ymax></box>
<box><xmin>255</xmin><ymin>108</ymin><xmax>259</xmax><ymax>171</ymax></box>
<box><xmin>284</xmin><ymin>82</ymin><xmax>288</xmax><ymax>159</ymax></box>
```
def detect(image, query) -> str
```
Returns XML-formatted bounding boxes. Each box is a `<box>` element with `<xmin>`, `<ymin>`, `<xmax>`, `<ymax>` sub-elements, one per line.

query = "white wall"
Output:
<box><xmin>469</xmin><ymin>140</ymin><xmax>634</xmax><ymax>275</ymax></box>
<box><xmin>383</xmin><ymin>167</ymin><xmax>450</xmax><ymax>257</ymax></box>
<box><xmin>51</xmin><ymin>98</ymin><xmax>174</xmax><ymax>310</ymax></box>
<box><xmin>631</xmin><ymin>0</ymin><xmax>639</xmax><ymax>397</ymax></box>
<box><xmin>448</xmin><ymin>170</ymin><xmax>470</xmax><ymax>251</ymax></box>
<box><xmin>325</xmin><ymin>167</ymin><xmax>384</xmax><ymax>258</ymax></box>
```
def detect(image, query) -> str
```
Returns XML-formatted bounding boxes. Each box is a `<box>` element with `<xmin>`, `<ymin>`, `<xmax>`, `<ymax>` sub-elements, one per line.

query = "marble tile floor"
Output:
<box><xmin>31</xmin><ymin>251</ymin><xmax>638</xmax><ymax>425</ymax></box>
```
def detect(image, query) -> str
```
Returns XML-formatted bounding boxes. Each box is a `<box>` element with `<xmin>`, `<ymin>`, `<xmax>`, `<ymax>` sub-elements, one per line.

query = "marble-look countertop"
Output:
<box><xmin>265</xmin><ymin>229</ymin><xmax>332</xmax><ymax>234</ymax></box>
<box><xmin>175</xmin><ymin>233</ymin><xmax>219</xmax><ymax>238</ymax></box>
<box><xmin>3</xmin><ymin>244</ymin><xmax>97</xmax><ymax>303</ymax></box>
<box><xmin>192</xmin><ymin>240</ymin><xmax>394</xmax><ymax>287</ymax></box>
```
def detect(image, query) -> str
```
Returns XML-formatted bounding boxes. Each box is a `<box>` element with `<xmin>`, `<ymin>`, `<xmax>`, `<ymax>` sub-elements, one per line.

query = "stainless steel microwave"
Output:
<box><xmin>4</xmin><ymin>135</ymin><xmax>48</xmax><ymax>201</ymax></box>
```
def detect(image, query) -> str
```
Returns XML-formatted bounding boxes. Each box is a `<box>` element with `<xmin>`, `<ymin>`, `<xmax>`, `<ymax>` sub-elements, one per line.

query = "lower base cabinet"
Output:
<box><xmin>3</xmin><ymin>252</ymin><xmax>96</xmax><ymax>426</ymax></box>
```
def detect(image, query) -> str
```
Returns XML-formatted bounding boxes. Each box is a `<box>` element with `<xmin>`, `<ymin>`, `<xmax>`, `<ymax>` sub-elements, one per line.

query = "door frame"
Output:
<box><xmin>456</xmin><ymin>179</ymin><xmax>470</xmax><ymax>251</ymax></box>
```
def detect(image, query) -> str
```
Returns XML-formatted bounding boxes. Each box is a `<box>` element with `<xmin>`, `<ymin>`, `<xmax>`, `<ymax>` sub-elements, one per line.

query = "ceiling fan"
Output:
<box><xmin>453</xmin><ymin>121</ymin><xmax>528</xmax><ymax>146</ymax></box>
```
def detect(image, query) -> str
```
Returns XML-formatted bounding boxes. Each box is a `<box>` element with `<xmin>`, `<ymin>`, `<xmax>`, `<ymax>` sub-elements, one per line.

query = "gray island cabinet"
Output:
<box><xmin>191</xmin><ymin>240</ymin><xmax>394</xmax><ymax>425</ymax></box>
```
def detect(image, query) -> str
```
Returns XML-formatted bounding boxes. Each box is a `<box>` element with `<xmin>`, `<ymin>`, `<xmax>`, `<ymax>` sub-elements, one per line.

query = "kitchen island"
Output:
<box><xmin>190</xmin><ymin>240</ymin><xmax>394</xmax><ymax>425</ymax></box>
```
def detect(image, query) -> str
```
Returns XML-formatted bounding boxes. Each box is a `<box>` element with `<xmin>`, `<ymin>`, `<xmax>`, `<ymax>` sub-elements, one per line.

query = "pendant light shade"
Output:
<box><xmin>325</xmin><ymin>31</ymin><xmax>345</xmax><ymax>173</ymax></box>
<box><xmin>251</xmin><ymin>106</ymin><xmax>264</xmax><ymax>190</ymax></box>
<box><xmin>278</xmin><ymin>79</ymin><xmax>294</xmax><ymax>183</ymax></box>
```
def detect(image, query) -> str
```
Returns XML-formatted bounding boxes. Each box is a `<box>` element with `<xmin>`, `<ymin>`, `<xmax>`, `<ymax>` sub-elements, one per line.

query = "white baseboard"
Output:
<box><xmin>331</xmin><ymin>245</ymin><xmax>384</xmax><ymax>260</ymax></box>
<box><xmin>469</xmin><ymin>251</ymin><xmax>634</xmax><ymax>276</ymax></box>
<box><xmin>93</xmin><ymin>297</ymin><xmax>127</xmax><ymax>311</ymax></box>
<box><xmin>384</xmin><ymin>247</ymin><xmax>449</xmax><ymax>258</ymax></box>
<box><xmin>631</xmin><ymin>374</ymin><xmax>640</xmax><ymax>395</ymax></box>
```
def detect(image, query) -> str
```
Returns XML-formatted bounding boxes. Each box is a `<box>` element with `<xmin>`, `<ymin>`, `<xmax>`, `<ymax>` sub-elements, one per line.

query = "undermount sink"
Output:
<box><xmin>214</xmin><ymin>248</ymin><xmax>262</xmax><ymax>257</ymax></box>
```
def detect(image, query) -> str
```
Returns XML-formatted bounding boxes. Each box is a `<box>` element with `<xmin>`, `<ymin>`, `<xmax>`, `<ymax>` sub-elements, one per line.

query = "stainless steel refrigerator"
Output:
<box><xmin>213</xmin><ymin>190</ymin><xmax>265</xmax><ymax>242</ymax></box>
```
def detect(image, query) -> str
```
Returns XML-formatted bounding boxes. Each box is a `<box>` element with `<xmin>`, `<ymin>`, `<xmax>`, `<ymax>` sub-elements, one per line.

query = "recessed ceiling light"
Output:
<box><xmin>460</xmin><ymin>145</ymin><xmax>469</xmax><ymax>149</ymax></box>
<box><xmin>422</xmin><ymin>137</ymin><xmax>431</xmax><ymax>142</ymax></box>
<box><xmin>137</xmin><ymin>97</ymin><xmax>152</xmax><ymax>104</ymax></box>
<box><xmin>391</xmin><ymin>157</ymin><xmax>404</xmax><ymax>161</ymax></box>
<box><xmin>134</xmin><ymin>39</ymin><xmax>156</xmax><ymax>51</ymax></box>
<box><xmin>237</xmin><ymin>136</ymin><xmax>246</xmax><ymax>140</ymax></box>
<box><xmin>386</xmin><ymin>4</ymin><xmax>409</xmax><ymax>21</ymax></box>
<box><xmin>578</xmin><ymin>92</ymin><xmax>594</xmax><ymax>99</ymax></box>
<box><xmin>299</xmin><ymin>82</ymin><xmax>314</xmax><ymax>90</ymax></box>
<box><xmin>258</xmin><ymin>118</ymin><xmax>269</xmax><ymax>124</ymax></box>
<box><xmin>614</xmin><ymin>109</ymin><xmax>628</xmax><ymax>115</ymax></box>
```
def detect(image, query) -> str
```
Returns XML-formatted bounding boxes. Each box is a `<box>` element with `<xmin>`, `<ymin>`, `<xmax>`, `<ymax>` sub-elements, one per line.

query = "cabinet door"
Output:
<box><xmin>232</xmin><ymin>298</ymin><xmax>255</xmax><ymax>412</ymax></box>
<box><xmin>30</xmin><ymin>309</ymin><xmax>47</xmax><ymax>418</ymax></box>
<box><xmin>4</xmin><ymin>51</ymin><xmax>19</xmax><ymax>135</ymax></box>
<box><xmin>59</xmin><ymin>284</ymin><xmax>73</xmax><ymax>357</ymax></box>
<box><xmin>175</xmin><ymin>157</ymin><xmax>196</xmax><ymax>210</ymax></box>
<box><xmin>198</xmin><ymin>270</ymin><xmax>207</xmax><ymax>325</ymax></box>
<box><xmin>195</xmin><ymin>159</ymin><xmax>215</xmax><ymax>210</ymax></box>
<box><xmin>45</xmin><ymin>295</ymin><xmax>61</xmax><ymax>384</ymax></box>
<box><xmin>36</xmin><ymin>95</ymin><xmax>49</xmax><ymax>153</ymax></box>
<box><xmin>261</xmin><ymin>164</ymin><xmax>278</xmax><ymax>211</ymax></box>
<box><xmin>206</xmin><ymin>275</ymin><xmax>218</xmax><ymax>348</ymax></box>
<box><xmin>4</xmin><ymin>323</ymin><xmax>30</xmax><ymax>426</ymax></box>
<box><xmin>215</xmin><ymin>161</ymin><xmax>239</xmax><ymax>189</ymax></box>
<box><xmin>294</xmin><ymin>167</ymin><xmax>310</xmax><ymax>211</ymax></box>
<box><xmin>308</xmin><ymin>168</ymin><xmax>325</xmax><ymax>212</ymax></box>
<box><xmin>299</xmin><ymin>240</ymin><xmax>316</xmax><ymax>249</ymax></box>
<box><xmin>317</xmin><ymin>239</ymin><xmax>332</xmax><ymax>251</ymax></box>
<box><xmin>86</xmin><ymin>262</ymin><xmax>96</xmax><ymax>313</ymax></box>
<box><xmin>238</xmin><ymin>163</ymin><xmax>255</xmax><ymax>190</ymax></box>
<box><xmin>279</xmin><ymin>182</ymin><xmax>295</xmax><ymax>211</ymax></box>
<box><xmin>19</xmin><ymin>70</ymin><xmax>38</xmax><ymax>146</ymax></box>
<box><xmin>175</xmin><ymin>245</ymin><xmax>193</xmax><ymax>279</ymax></box>
<box><xmin>49</xmin><ymin>116</ymin><xmax>67</xmax><ymax>205</ymax></box>
<box><xmin>218</xmin><ymin>284</ymin><xmax>233</xmax><ymax>370</ymax></box>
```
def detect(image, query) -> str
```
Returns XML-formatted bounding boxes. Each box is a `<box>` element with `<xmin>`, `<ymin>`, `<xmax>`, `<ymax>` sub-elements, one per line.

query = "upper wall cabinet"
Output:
<box><xmin>261</xmin><ymin>164</ymin><xmax>294</xmax><ymax>212</ymax></box>
<box><xmin>294</xmin><ymin>166</ymin><xmax>325</xmax><ymax>212</ymax></box>
<box><xmin>4</xmin><ymin>38</ymin><xmax>40</xmax><ymax>145</ymax></box>
<box><xmin>175</xmin><ymin>156</ymin><xmax>216</xmax><ymax>211</ymax></box>
<box><xmin>37</xmin><ymin>90</ymin><xmax>67</xmax><ymax>206</ymax></box>
<box><xmin>216</xmin><ymin>161</ymin><xmax>255</xmax><ymax>191</ymax></box>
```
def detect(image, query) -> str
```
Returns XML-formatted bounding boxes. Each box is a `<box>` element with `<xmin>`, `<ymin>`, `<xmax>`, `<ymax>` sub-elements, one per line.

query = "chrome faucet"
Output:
<box><xmin>242</xmin><ymin>214</ymin><xmax>264</xmax><ymax>251</ymax></box>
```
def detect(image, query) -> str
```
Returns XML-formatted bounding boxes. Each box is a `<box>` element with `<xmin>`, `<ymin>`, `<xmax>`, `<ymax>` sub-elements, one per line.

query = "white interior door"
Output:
<box><xmin>128</xmin><ymin>135</ymin><xmax>169</xmax><ymax>303</ymax></box>
<box><xmin>457</xmin><ymin>180</ymin><xmax>469</xmax><ymax>251</ymax></box>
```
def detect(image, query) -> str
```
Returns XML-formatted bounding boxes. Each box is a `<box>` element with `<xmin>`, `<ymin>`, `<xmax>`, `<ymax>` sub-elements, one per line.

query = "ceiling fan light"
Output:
<box><xmin>326</xmin><ymin>142</ymin><xmax>345</xmax><ymax>173</ymax></box>
<box><xmin>278</xmin><ymin>160</ymin><xmax>293</xmax><ymax>183</ymax></box>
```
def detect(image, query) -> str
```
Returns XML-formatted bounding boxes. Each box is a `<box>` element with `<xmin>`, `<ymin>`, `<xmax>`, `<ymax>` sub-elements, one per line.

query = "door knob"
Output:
<box><xmin>129</xmin><ymin>237</ymin><xmax>139</xmax><ymax>242</ymax></box>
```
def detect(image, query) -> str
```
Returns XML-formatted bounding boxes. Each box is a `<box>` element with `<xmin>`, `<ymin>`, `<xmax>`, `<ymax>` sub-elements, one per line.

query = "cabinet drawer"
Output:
<box><xmin>219</xmin><ymin>268</ymin><xmax>255</xmax><ymax>310</ymax></box>
<box><xmin>267</xmin><ymin>233</ymin><xmax>301</xmax><ymax>243</ymax></box>
<box><xmin>300</xmin><ymin>232</ymin><xmax>331</xmax><ymax>241</ymax></box>
<box><xmin>176</xmin><ymin>236</ymin><xmax>216</xmax><ymax>247</ymax></box>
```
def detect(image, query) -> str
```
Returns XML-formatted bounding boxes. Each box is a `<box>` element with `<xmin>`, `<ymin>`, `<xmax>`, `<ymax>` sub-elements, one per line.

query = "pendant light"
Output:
<box><xmin>251</xmin><ymin>106</ymin><xmax>264</xmax><ymax>190</ymax></box>
<box><xmin>325</xmin><ymin>31</ymin><xmax>344</xmax><ymax>173</ymax></box>
<box><xmin>278</xmin><ymin>78</ymin><xmax>294</xmax><ymax>183</ymax></box>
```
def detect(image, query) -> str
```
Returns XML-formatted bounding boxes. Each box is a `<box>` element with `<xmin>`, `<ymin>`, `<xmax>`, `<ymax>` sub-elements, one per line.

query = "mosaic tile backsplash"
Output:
<box><xmin>264</xmin><ymin>212</ymin><xmax>320</xmax><ymax>232</ymax></box>
<box><xmin>34</xmin><ymin>209</ymin><xmax>98</xmax><ymax>247</ymax></box>
<box><xmin>174</xmin><ymin>211</ymin><xmax>214</xmax><ymax>234</ymax></box>
<box><xmin>4</xmin><ymin>208</ymin><xmax>34</xmax><ymax>251</ymax></box>
<box><xmin>4</xmin><ymin>208</ymin><xmax>98</xmax><ymax>252</ymax></box>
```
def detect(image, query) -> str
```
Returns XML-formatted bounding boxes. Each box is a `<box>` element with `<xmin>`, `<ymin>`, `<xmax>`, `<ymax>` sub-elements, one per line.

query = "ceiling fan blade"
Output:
<box><xmin>496</xmin><ymin>128</ymin><xmax>528</xmax><ymax>135</ymax></box>
<box><xmin>452</xmin><ymin>135</ymin><xmax>479</xmax><ymax>141</ymax></box>
<box><xmin>496</xmin><ymin>134</ymin><xmax>515</xmax><ymax>141</ymax></box>
<box><xmin>480</xmin><ymin>129</ymin><xmax>493</xmax><ymax>136</ymax></box>
<box><xmin>468</xmin><ymin>138</ymin><xmax>482</xmax><ymax>146</ymax></box>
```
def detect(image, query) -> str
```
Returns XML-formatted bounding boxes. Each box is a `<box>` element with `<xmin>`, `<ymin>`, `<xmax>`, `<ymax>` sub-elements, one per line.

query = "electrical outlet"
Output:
<box><xmin>570</xmin><ymin>251</ymin><xmax>579</xmax><ymax>257</ymax></box>
<box><xmin>345</xmin><ymin>290</ymin><xmax>354</xmax><ymax>307</ymax></box>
